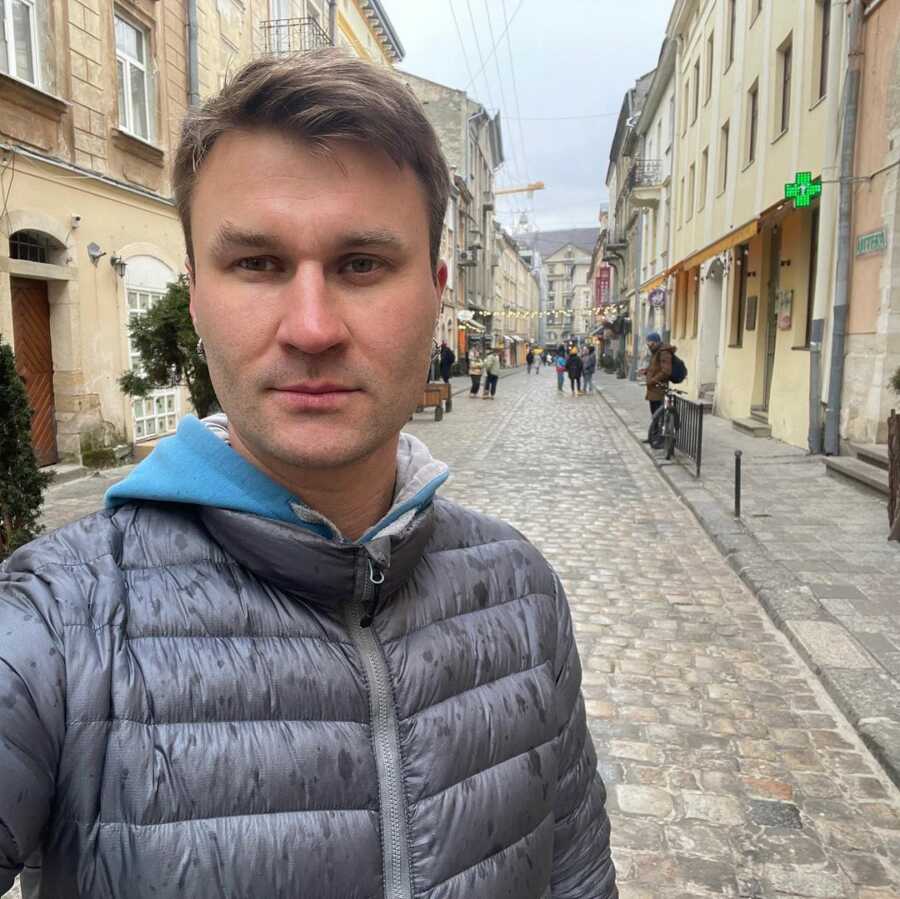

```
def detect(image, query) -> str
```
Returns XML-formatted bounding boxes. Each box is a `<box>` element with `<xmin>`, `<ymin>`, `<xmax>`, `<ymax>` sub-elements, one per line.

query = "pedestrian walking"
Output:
<box><xmin>566</xmin><ymin>346</ymin><xmax>584</xmax><ymax>396</ymax></box>
<box><xmin>0</xmin><ymin>52</ymin><xmax>616</xmax><ymax>899</ymax></box>
<box><xmin>468</xmin><ymin>352</ymin><xmax>483</xmax><ymax>397</ymax></box>
<box><xmin>526</xmin><ymin>348</ymin><xmax>535</xmax><ymax>374</ymax></box>
<box><xmin>583</xmin><ymin>344</ymin><xmax>597</xmax><ymax>394</ymax></box>
<box><xmin>555</xmin><ymin>350</ymin><xmax>567</xmax><ymax>392</ymax></box>
<box><xmin>439</xmin><ymin>340</ymin><xmax>455</xmax><ymax>384</ymax></box>
<box><xmin>482</xmin><ymin>348</ymin><xmax>500</xmax><ymax>399</ymax></box>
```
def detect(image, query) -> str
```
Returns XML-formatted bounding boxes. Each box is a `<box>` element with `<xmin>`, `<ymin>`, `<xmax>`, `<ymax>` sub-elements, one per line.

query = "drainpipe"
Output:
<box><xmin>808</xmin><ymin>0</ymin><xmax>849</xmax><ymax>453</ymax></box>
<box><xmin>187</xmin><ymin>0</ymin><xmax>200</xmax><ymax>107</ymax></box>
<box><xmin>328</xmin><ymin>0</ymin><xmax>337</xmax><ymax>43</ymax></box>
<box><xmin>824</xmin><ymin>0</ymin><xmax>864</xmax><ymax>456</ymax></box>
<box><xmin>629</xmin><ymin>209</ymin><xmax>644</xmax><ymax>381</ymax></box>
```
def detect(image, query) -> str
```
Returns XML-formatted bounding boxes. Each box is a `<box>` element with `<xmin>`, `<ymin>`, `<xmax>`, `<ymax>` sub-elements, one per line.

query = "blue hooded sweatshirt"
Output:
<box><xmin>106</xmin><ymin>414</ymin><xmax>449</xmax><ymax>544</ymax></box>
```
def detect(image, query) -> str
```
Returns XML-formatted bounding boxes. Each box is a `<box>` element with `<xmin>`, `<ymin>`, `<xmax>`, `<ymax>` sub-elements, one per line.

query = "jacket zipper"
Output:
<box><xmin>344</xmin><ymin>556</ymin><xmax>413</xmax><ymax>899</ymax></box>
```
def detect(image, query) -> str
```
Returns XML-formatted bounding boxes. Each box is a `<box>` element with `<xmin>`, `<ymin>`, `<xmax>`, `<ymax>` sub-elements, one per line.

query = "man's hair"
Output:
<box><xmin>174</xmin><ymin>50</ymin><xmax>451</xmax><ymax>276</ymax></box>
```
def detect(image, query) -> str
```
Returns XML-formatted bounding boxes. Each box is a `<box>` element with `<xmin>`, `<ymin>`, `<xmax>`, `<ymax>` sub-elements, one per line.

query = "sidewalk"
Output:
<box><xmin>597</xmin><ymin>373</ymin><xmax>900</xmax><ymax>788</ymax></box>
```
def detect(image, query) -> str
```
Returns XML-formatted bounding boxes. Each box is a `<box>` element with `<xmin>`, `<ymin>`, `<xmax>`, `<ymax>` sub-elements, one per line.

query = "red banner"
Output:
<box><xmin>596</xmin><ymin>266</ymin><xmax>611</xmax><ymax>307</ymax></box>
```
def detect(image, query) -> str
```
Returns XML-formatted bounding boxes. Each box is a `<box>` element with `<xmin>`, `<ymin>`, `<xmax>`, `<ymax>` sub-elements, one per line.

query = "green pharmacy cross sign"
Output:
<box><xmin>785</xmin><ymin>172</ymin><xmax>822</xmax><ymax>208</ymax></box>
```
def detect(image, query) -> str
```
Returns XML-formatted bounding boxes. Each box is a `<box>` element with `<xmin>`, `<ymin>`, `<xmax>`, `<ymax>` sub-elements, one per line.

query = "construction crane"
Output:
<box><xmin>495</xmin><ymin>181</ymin><xmax>545</xmax><ymax>197</ymax></box>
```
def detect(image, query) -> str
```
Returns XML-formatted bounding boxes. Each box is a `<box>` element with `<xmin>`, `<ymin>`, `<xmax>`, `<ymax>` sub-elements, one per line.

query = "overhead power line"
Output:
<box><xmin>464</xmin><ymin>0</ymin><xmax>527</xmax><ymax>92</ymax></box>
<box><xmin>448</xmin><ymin>0</ymin><xmax>478</xmax><ymax>94</ymax></box>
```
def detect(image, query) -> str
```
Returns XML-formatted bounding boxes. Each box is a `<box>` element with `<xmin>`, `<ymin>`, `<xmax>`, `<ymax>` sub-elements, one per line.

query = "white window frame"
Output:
<box><xmin>127</xmin><ymin>288</ymin><xmax>180</xmax><ymax>441</ymax></box>
<box><xmin>1</xmin><ymin>0</ymin><xmax>40</xmax><ymax>86</ymax></box>
<box><xmin>115</xmin><ymin>13</ymin><xmax>152</xmax><ymax>140</ymax></box>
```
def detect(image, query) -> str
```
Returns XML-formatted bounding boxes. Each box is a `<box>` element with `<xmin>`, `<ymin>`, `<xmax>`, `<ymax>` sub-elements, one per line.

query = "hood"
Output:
<box><xmin>106</xmin><ymin>413</ymin><xmax>449</xmax><ymax>546</ymax></box>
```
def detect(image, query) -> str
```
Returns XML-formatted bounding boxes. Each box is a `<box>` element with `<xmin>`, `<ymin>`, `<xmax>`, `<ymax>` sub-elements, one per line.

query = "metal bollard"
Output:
<box><xmin>734</xmin><ymin>450</ymin><xmax>743</xmax><ymax>518</ymax></box>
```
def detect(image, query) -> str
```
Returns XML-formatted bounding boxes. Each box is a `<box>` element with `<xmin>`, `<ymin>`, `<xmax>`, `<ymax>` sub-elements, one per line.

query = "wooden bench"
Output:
<box><xmin>417</xmin><ymin>382</ymin><xmax>452</xmax><ymax>421</ymax></box>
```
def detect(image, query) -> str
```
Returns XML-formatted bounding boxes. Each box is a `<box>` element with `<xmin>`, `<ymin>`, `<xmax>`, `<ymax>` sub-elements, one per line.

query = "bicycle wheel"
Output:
<box><xmin>664</xmin><ymin>432</ymin><xmax>675</xmax><ymax>460</ymax></box>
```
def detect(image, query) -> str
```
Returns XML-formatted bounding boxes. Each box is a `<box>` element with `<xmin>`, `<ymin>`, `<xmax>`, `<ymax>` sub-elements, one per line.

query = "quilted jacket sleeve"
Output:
<box><xmin>550</xmin><ymin>575</ymin><xmax>617</xmax><ymax>899</ymax></box>
<box><xmin>0</xmin><ymin>559</ymin><xmax>67</xmax><ymax>895</ymax></box>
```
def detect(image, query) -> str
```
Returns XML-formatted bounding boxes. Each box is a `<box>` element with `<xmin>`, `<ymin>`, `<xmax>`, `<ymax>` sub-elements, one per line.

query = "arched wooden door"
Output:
<box><xmin>10</xmin><ymin>277</ymin><xmax>59</xmax><ymax>467</ymax></box>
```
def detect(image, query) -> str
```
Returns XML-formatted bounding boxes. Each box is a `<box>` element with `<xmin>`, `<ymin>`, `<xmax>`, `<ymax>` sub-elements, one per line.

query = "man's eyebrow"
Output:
<box><xmin>337</xmin><ymin>230</ymin><xmax>409</xmax><ymax>253</ymax></box>
<box><xmin>209</xmin><ymin>224</ymin><xmax>411</xmax><ymax>258</ymax></box>
<box><xmin>210</xmin><ymin>224</ymin><xmax>285</xmax><ymax>256</ymax></box>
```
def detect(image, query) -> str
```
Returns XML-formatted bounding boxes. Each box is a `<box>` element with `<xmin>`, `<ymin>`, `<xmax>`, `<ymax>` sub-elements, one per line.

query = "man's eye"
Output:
<box><xmin>344</xmin><ymin>257</ymin><xmax>381</xmax><ymax>275</ymax></box>
<box><xmin>236</xmin><ymin>257</ymin><xmax>277</xmax><ymax>272</ymax></box>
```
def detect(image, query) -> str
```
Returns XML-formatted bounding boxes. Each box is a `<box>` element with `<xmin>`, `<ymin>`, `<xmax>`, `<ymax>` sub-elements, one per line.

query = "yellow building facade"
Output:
<box><xmin>0</xmin><ymin>0</ymin><xmax>401</xmax><ymax>465</ymax></box>
<box><xmin>656</xmin><ymin>0</ymin><xmax>834</xmax><ymax>448</ymax></box>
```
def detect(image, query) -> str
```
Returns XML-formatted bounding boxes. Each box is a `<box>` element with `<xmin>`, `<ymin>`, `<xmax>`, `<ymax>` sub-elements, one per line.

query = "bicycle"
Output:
<box><xmin>648</xmin><ymin>387</ymin><xmax>684</xmax><ymax>460</ymax></box>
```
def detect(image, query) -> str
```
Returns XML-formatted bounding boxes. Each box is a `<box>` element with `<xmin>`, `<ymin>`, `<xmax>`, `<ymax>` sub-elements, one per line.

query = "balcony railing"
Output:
<box><xmin>627</xmin><ymin>158</ymin><xmax>664</xmax><ymax>192</ymax></box>
<box><xmin>262</xmin><ymin>17</ymin><xmax>332</xmax><ymax>56</ymax></box>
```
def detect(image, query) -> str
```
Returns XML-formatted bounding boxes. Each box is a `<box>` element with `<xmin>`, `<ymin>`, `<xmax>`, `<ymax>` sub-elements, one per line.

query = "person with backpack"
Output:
<box><xmin>643</xmin><ymin>331</ymin><xmax>683</xmax><ymax>417</ymax></box>
<box><xmin>565</xmin><ymin>346</ymin><xmax>584</xmax><ymax>396</ymax></box>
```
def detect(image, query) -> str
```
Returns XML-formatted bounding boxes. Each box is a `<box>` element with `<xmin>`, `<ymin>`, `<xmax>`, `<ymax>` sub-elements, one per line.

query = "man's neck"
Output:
<box><xmin>228</xmin><ymin>429</ymin><xmax>399</xmax><ymax>542</ymax></box>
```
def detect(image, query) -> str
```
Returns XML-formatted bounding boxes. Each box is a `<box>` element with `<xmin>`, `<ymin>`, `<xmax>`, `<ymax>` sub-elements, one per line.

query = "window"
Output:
<box><xmin>115</xmin><ymin>14</ymin><xmax>151</xmax><ymax>140</ymax></box>
<box><xmin>687</xmin><ymin>163</ymin><xmax>695</xmax><ymax>221</ymax></box>
<box><xmin>805</xmin><ymin>208</ymin><xmax>820</xmax><ymax>346</ymax></box>
<box><xmin>817</xmin><ymin>0</ymin><xmax>830</xmax><ymax>101</ymax></box>
<box><xmin>699</xmin><ymin>147</ymin><xmax>709</xmax><ymax>210</ymax></box>
<box><xmin>719</xmin><ymin>120</ymin><xmax>730</xmax><ymax>193</ymax></box>
<box><xmin>128</xmin><ymin>290</ymin><xmax>179</xmax><ymax>439</ymax></box>
<box><xmin>691</xmin><ymin>272</ymin><xmax>700</xmax><ymax>338</ymax></box>
<box><xmin>778</xmin><ymin>37</ymin><xmax>792</xmax><ymax>134</ymax></box>
<box><xmin>726</xmin><ymin>0</ymin><xmax>736</xmax><ymax>69</ymax></box>
<box><xmin>705</xmin><ymin>32</ymin><xmax>714</xmax><ymax>103</ymax></box>
<box><xmin>692</xmin><ymin>58</ymin><xmax>700</xmax><ymax>123</ymax></box>
<box><xmin>682</xmin><ymin>76</ymin><xmax>690</xmax><ymax>134</ymax></box>
<box><xmin>747</xmin><ymin>81</ymin><xmax>758</xmax><ymax>164</ymax></box>
<box><xmin>731</xmin><ymin>244</ymin><xmax>749</xmax><ymax>346</ymax></box>
<box><xmin>0</xmin><ymin>0</ymin><xmax>37</xmax><ymax>84</ymax></box>
<box><xmin>679</xmin><ymin>176</ymin><xmax>685</xmax><ymax>226</ymax></box>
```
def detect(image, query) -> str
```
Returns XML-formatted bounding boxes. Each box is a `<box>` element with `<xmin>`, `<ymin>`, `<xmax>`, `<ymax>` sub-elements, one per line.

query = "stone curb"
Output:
<box><xmin>600</xmin><ymin>388</ymin><xmax>900</xmax><ymax>791</ymax></box>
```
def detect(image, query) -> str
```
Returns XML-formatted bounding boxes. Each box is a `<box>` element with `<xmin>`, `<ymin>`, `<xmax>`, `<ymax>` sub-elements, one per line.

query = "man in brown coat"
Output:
<box><xmin>643</xmin><ymin>332</ymin><xmax>674</xmax><ymax>417</ymax></box>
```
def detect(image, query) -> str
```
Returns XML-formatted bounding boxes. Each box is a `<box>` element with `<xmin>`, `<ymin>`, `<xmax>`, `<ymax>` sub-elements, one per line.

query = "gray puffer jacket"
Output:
<box><xmin>0</xmin><ymin>439</ymin><xmax>615</xmax><ymax>898</ymax></box>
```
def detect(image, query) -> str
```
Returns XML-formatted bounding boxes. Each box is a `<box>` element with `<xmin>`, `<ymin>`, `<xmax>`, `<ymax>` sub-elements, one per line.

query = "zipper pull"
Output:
<box><xmin>360</xmin><ymin>558</ymin><xmax>385</xmax><ymax>628</ymax></box>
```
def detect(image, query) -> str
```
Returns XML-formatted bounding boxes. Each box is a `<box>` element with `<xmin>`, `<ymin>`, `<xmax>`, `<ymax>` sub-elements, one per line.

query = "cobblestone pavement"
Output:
<box><xmin>406</xmin><ymin>370</ymin><xmax>900</xmax><ymax>898</ymax></box>
<box><xmin>598</xmin><ymin>374</ymin><xmax>900</xmax><ymax>788</ymax></box>
<box><xmin>16</xmin><ymin>369</ymin><xmax>900</xmax><ymax>897</ymax></box>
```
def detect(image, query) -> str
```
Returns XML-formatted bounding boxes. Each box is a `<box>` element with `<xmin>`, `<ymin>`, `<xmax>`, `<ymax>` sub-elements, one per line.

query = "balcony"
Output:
<box><xmin>626</xmin><ymin>158</ymin><xmax>665</xmax><ymax>210</ymax></box>
<box><xmin>261</xmin><ymin>17</ymin><xmax>332</xmax><ymax>56</ymax></box>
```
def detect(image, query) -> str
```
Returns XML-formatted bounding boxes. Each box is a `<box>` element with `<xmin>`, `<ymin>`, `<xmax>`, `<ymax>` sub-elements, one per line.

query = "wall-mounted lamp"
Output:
<box><xmin>87</xmin><ymin>242</ymin><xmax>106</xmax><ymax>266</ymax></box>
<box><xmin>110</xmin><ymin>254</ymin><xmax>128</xmax><ymax>278</ymax></box>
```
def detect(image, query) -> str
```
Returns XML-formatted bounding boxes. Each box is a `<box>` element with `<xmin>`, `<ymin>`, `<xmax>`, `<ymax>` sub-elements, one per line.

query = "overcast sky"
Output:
<box><xmin>384</xmin><ymin>0</ymin><xmax>673</xmax><ymax>234</ymax></box>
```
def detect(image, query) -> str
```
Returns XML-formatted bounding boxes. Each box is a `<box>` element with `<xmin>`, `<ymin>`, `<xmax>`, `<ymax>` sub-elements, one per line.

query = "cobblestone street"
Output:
<box><xmin>18</xmin><ymin>367</ymin><xmax>900</xmax><ymax>898</ymax></box>
<box><xmin>407</xmin><ymin>369</ymin><xmax>900</xmax><ymax>898</ymax></box>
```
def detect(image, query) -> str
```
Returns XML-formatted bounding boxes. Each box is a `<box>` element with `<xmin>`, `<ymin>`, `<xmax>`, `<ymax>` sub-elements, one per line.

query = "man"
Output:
<box><xmin>565</xmin><ymin>346</ymin><xmax>584</xmax><ymax>396</ymax></box>
<box><xmin>481</xmin><ymin>347</ymin><xmax>500</xmax><ymax>399</ymax></box>
<box><xmin>643</xmin><ymin>331</ymin><xmax>674</xmax><ymax>419</ymax></box>
<box><xmin>439</xmin><ymin>340</ymin><xmax>454</xmax><ymax>384</ymax></box>
<box><xmin>0</xmin><ymin>52</ymin><xmax>615</xmax><ymax>899</ymax></box>
<box><xmin>583</xmin><ymin>344</ymin><xmax>597</xmax><ymax>395</ymax></box>
<box><xmin>526</xmin><ymin>347</ymin><xmax>535</xmax><ymax>374</ymax></box>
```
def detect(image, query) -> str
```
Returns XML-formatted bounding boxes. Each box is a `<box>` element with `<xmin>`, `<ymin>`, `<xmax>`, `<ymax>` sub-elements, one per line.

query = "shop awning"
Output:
<box><xmin>460</xmin><ymin>319</ymin><xmax>485</xmax><ymax>332</ymax></box>
<box><xmin>641</xmin><ymin>263</ymin><xmax>681</xmax><ymax>293</ymax></box>
<box><xmin>680</xmin><ymin>219</ymin><xmax>759</xmax><ymax>272</ymax></box>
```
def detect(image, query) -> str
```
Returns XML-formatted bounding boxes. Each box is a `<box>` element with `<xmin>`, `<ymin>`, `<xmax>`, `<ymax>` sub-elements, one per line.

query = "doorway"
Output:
<box><xmin>10</xmin><ymin>277</ymin><xmax>59</xmax><ymax>466</ymax></box>
<box><xmin>699</xmin><ymin>259</ymin><xmax>724</xmax><ymax>394</ymax></box>
<box><xmin>763</xmin><ymin>227</ymin><xmax>781</xmax><ymax>412</ymax></box>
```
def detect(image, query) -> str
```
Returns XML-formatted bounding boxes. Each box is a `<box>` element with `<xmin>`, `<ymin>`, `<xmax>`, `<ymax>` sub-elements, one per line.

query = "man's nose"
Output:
<box><xmin>275</xmin><ymin>264</ymin><xmax>349</xmax><ymax>354</ymax></box>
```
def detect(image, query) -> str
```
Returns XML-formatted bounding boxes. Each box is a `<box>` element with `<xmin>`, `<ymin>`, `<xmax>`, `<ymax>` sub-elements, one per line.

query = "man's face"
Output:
<box><xmin>188</xmin><ymin>129</ymin><xmax>446</xmax><ymax>474</ymax></box>
<box><xmin>647</xmin><ymin>340</ymin><xmax>660</xmax><ymax>352</ymax></box>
